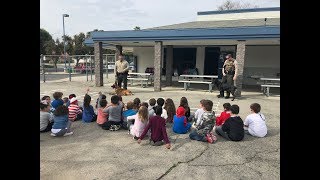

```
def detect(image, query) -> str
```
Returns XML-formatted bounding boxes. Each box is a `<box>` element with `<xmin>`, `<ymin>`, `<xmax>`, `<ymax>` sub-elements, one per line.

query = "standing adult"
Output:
<box><xmin>217</xmin><ymin>54</ymin><xmax>238</xmax><ymax>99</ymax></box>
<box><xmin>115</xmin><ymin>54</ymin><xmax>130</xmax><ymax>89</ymax></box>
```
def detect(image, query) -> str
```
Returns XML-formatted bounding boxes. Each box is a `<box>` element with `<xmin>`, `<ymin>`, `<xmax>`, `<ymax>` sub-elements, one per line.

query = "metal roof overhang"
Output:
<box><xmin>85</xmin><ymin>26</ymin><xmax>280</xmax><ymax>47</ymax></box>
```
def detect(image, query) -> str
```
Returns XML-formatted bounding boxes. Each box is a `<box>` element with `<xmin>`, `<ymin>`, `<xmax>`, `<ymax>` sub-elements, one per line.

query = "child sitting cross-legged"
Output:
<box><xmin>216</xmin><ymin>103</ymin><xmax>231</xmax><ymax>126</ymax></box>
<box><xmin>244</xmin><ymin>103</ymin><xmax>267</xmax><ymax>138</ymax></box>
<box><xmin>40</xmin><ymin>100</ymin><xmax>54</xmax><ymax>133</ymax></box>
<box><xmin>102</xmin><ymin>95</ymin><xmax>124</xmax><ymax>131</ymax></box>
<box><xmin>123</xmin><ymin>101</ymin><xmax>138</xmax><ymax>132</ymax></box>
<box><xmin>215</xmin><ymin>104</ymin><xmax>244</xmax><ymax>141</ymax></box>
<box><xmin>68</xmin><ymin>97</ymin><xmax>82</xmax><ymax>121</ymax></box>
<box><xmin>51</xmin><ymin>92</ymin><xmax>64</xmax><ymax>110</ymax></box>
<box><xmin>148</xmin><ymin>98</ymin><xmax>156</xmax><ymax>118</ymax></box>
<box><xmin>97</xmin><ymin>99</ymin><xmax>108</xmax><ymax>127</ymax></box>
<box><xmin>138</xmin><ymin>106</ymin><xmax>171</xmax><ymax>149</ymax></box>
<box><xmin>51</xmin><ymin>105</ymin><xmax>73</xmax><ymax>137</ymax></box>
<box><xmin>189</xmin><ymin>100</ymin><xmax>217</xmax><ymax>143</ymax></box>
<box><xmin>82</xmin><ymin>93</ymin><xmax>97</xmax><ymax>123</ymax></box>
<box><xmin>173</xmin><ymin>106</ymin><xmax>191</xmax><ymax>134</ymax></box>
<box><xmin>127</xmin><ymin>106</ymin><xmax>149</xmax><ymax>140</ymax></box>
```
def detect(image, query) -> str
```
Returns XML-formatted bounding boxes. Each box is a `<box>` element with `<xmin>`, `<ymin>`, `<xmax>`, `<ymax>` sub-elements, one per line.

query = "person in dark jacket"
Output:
<box><xmin>215</xmin><ymin>104</ymin><xmax>244</xmax><ymax>141</ymax></box>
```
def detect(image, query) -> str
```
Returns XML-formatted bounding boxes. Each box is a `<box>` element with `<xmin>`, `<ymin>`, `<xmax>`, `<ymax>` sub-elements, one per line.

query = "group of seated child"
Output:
<box><xmin>41</xmin><ymin>90</ymin><xmax>268</xmax><ymax>148</ymax></box>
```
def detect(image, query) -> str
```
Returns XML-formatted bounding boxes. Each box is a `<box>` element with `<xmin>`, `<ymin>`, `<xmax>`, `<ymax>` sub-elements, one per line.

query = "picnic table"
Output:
<box><xmin>260</xmin><ymin>77</ymin><xmax>280</xmax><ymax>97</ymax></box>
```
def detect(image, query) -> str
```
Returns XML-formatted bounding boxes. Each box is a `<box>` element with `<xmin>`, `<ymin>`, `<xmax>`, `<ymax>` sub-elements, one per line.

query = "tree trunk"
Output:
<box><xmin>76</xmin><ymin>58</ymin><xmax>80</xmax><ymax>67</ymax></box>
<box><xmin>54</xmin><ymin>59</ymin><xmax>58</xmax><ymax>72</ymax></box>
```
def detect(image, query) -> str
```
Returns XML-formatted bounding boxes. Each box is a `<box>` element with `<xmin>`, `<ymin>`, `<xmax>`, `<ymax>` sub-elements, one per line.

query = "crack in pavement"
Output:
<box><xmin>156</xmin><ymin>144</ymin><xmax>209</xmax><ymax>180</ymax></box>
<box><xmin>187</xmin><ymin>148</ymin><xmax>280</xmax><ymax>177</ymax></box>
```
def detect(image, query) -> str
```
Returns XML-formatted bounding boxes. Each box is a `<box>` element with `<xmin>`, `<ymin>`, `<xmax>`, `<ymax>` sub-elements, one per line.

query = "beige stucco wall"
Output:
<box><xmin>133</xmin><ymin>47</ymin><xmax>154</xmax><ymax>73</ymax></box>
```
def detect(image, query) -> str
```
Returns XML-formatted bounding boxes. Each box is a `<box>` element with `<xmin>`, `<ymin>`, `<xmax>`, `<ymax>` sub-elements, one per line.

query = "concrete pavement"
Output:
<box><xmin>40</xmin><ymin>74</ymin><xmax>280</xmax><ymax>179</ymax></box>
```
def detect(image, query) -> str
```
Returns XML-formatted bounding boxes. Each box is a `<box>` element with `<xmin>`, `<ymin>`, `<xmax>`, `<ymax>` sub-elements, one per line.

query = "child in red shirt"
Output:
<box><xmin>216</xmin><ymin>103</ymin><xmax>231</xmax><ymax>126</ymax></box>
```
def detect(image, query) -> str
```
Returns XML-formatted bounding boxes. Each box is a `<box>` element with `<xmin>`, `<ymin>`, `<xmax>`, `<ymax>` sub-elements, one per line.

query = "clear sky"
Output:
<box><xmin>40</xmin><ymin>0</ymin><xmax>280</xmax><ymax>40</ymax></box>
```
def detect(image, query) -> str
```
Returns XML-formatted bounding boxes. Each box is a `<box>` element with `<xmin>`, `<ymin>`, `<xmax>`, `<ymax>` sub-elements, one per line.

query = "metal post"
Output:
<box><xmin>106</xmin><ymin>54</ymin><xmax>108</xmax><ymax>78</ymax></box>
<box><xmin>41</xmin><ymin>54</ymin><xmax>46</xmax><ymax>82</ymax></box>
<box><xmin>86</xmin><ymin>54</ymin><xmax>88</xmax><ymax>81</ymax></box>
<box><xmin>69</xmin><ymin>55</ymin><xmax>71</xmax><ymax>81</ymax></box>
<box><xmin>62</xmin><ymin>14</ymin><xmax>69</xmax><ymax>69</ymax></box>
<box><xmin>63</xmin><ymin>16</ymin><xmax>66</xmax><ymax>69</ymax></box>
<box><xmin>90</xmin><ymin>56</ymin><xmax>93</xmax><ymax>81</ymax></box>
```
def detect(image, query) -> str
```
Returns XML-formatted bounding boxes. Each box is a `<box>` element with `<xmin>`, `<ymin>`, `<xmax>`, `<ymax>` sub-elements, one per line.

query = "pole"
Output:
<box><xmin>69</xmin><ymin>55</ymin><xmax>71</xmax><ymax>81</ymax></box>
<box><xmin>63</xmin><ymin>15</ymin><xmax>66</xmax><ymax>69</ymax></box>
<box><xmin>41</xmin><ymin>54</ymin><xmax>46</xmax><ymax>82</ymax></box>
<box><xmin>86</xmin><ymin>54</ymin><xmax>88</xmax><ymax>81</ymax></box>
<box><xmin>106</xmin><ymin>54</ymin><xmax>108</xmax><ymax>79</ymax></box>
<box><xmin>90</xmin><ymin>57</ymin><xmax>92</xmax><ymax>81</ymax></box>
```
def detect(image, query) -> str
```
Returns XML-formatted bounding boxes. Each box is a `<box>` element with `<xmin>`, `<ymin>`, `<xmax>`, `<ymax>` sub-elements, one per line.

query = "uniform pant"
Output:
<box><xmin>117</xmin><ymin>73</ymin><xmax>128</xmax><ymax>89</ymax></box>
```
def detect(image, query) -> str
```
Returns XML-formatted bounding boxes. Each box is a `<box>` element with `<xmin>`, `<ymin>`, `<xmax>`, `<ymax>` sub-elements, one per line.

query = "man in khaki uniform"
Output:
<box><xmin>115</xmin><ymin>55</ymin><xmax>130</xmax><ymax>89</ymax></box>
<box><xmin>217</xmin><ymin>54</ymin><xmax>238</xmax><ymax>99</ymax></box>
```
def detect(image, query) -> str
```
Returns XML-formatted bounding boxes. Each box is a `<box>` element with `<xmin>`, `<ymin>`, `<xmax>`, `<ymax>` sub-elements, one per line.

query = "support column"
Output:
<box><xmin>154</xmin><ymin>41</ymin><xmax>163</xmax><ymax>91</ymax></box>
<box><xmin>235</xmin><ymin>40</ymin><xmax>246</xmax><ymax>97</ymax></box>
<box><xmin>94</xmin><ymin>42</ymin><xmax>103</xmax><ymax>86</ymax></box>
<box><xmin>115</xmin><ymin>45</ymin><xmax>123</xmax><ymax>61</ymax></box>
<box><xmin>166</xmin><ymin>45</ymin><xmax>173</xmax><ymax>86</ymax></box>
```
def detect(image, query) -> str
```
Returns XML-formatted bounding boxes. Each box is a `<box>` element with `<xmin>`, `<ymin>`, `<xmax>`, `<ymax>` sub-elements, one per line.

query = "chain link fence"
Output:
<box><xmin>40</xmin><ymin>54</ymin><xmax>116</xmax><ymax>82</ymax></box>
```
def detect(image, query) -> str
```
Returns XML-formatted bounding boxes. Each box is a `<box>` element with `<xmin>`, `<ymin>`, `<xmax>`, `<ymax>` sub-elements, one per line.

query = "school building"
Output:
<box><xmin>85</xmin><ymin>7</ymin><xmax>280</xmax><ymax>96</ymax></box>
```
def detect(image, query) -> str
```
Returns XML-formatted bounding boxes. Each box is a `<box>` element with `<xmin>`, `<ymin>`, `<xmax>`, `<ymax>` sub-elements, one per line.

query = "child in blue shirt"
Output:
<box><xmin>173</xmin><ymin>106</ymin><xmax>191</xmax><ymax>134</ymax></box>
<box><xmin>82</xmin><ymin>90</ymin><xmax>97</xmax><ymax>123</ymax></box>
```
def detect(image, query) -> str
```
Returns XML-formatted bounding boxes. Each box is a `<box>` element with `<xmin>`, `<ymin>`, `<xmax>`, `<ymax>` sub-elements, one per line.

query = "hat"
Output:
<box><xmin>70</xmin><ymin>97</ymin><xmax>78</xmax><ymax>104</ymax></box>
<box><xmin>176</xmin><ymin>106</ymin><xmax>185</xmax><ymax>117</ymax></box>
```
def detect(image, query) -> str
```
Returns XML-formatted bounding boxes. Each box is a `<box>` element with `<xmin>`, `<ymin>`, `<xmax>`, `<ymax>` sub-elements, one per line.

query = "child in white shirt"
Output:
<box><xmin>244</xmin><ymin>103</ymin><xmax>267</xmax><ymax>138</ymax></box>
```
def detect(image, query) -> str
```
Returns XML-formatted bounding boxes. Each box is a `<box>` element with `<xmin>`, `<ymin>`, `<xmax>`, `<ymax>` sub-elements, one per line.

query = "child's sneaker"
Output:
<box><xmin>50</xmin><ymin>133</ymin><xmax>56</xmax><ymax>137</ymax></box>
<box><xmin>114</xmin><ymin>125</ymin><xmax>121</xmax><ymax>131</ymax></box>
<box><xmin>109</xmin><ymin>125</ymin><xmax>115</xmax><ymax>131</ymax></box>
<box><xmin>206</xmin><ymin>132</ymin><xmax>217</xmax><ymax>144</ymax></box>
<box><xmin>133</xmin><ymin>136</ymin><xmax>139</xmax><ymax>140</ymax></box>
<box><xmin>64</xmin><ymin>132</ymin><xmax>74</xmax><ymax>136</ymax></box>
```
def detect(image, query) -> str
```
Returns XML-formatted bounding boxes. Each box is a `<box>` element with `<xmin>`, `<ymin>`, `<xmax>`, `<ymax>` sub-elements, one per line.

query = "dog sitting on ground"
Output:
<box><xmin>213</xmin><ymin>79</ymin><xmax>237</xmax><ymax>101</ymax></box>
<box><xmin>109</xmin><ymin>84</ymin><xmax>134</xmax><ymax>96</ymax></box>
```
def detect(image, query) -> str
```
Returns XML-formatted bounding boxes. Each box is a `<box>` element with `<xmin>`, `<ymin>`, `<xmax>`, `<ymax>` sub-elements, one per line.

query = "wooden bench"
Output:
<box><xmin>127</xmin><ymin>77</ymin><xmax>149</xmax><ymax>88</ymax></box>
<box><xmin>261</xmin><ymin>84</ymin><xmax>280</xmax><ymax>97</ymax></box>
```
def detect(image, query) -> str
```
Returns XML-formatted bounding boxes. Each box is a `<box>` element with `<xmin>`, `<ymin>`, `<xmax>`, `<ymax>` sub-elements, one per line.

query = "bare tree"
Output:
<box><xmin>217</xmin><ymin>0</ymin><xmax>258</xmax><ymax>10</ymax></box>
<box><xmin>133</xmin><ymin>26</ymin><xmax>141</xmax><ymax>30</ymax></box>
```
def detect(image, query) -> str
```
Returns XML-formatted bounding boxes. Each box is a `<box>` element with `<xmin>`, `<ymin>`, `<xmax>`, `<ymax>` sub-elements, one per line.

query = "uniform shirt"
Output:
<box><xmin>223</xmin><ymin>59</ymin><xmax>238</xmax><ymax>76</ymax></box>
<box><xmin>115</xmin><ymin>60</ymin><xmax>129</xmax><ymax>73</ymax></box>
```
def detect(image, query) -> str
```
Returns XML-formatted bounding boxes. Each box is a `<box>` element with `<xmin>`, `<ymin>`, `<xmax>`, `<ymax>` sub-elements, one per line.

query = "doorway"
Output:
<box><xmin>204</xmin><ymin>47</ymin><xmax>220</xmax><ymax>75</ymax></box>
